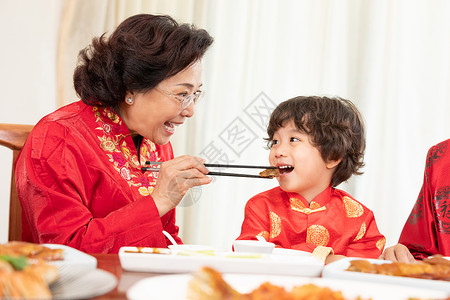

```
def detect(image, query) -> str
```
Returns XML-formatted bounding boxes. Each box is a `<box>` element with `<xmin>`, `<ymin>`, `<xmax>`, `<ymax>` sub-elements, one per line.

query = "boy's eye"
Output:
<box><xmin>269</xmin><ymin>140</ymin><xmax>278</xmax><ymax>148</ymax></box>
<box><xmin>290</xmin><ymin>137</ymin><xmax>300</xmax><ymax>142</ymax></box>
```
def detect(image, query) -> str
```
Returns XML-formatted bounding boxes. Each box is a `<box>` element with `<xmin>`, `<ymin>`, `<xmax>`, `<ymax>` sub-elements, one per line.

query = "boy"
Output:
<box><xmin>236</xmin><ymin>96</ymin><xmax>385</xmax><ymax>263</ymax></box>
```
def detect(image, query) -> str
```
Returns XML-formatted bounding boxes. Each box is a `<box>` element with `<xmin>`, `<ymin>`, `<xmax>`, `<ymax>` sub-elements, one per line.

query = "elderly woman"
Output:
<box><xmin>15</xmin><ymin>14</ymin><xmax>214</xmax><ymax>253</ymax></box>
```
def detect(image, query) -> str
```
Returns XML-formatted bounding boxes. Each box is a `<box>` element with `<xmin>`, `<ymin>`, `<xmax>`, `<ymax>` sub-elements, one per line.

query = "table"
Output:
<box><xmin>90</xmin><ymin>253</ymin><xmax>159</xmax><ymax>300</ymax></box>
<box><xmin>70</xmin><ymin>253</ymin><xmax>450</xmax><ymax>299</ymax></box>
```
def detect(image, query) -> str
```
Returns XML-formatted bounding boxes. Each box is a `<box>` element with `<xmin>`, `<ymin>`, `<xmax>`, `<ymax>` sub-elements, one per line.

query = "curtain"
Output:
<box><xmin>57</xmin><ymin>0</ymin><xmax>450</xmax><ymax>250</ymax></box>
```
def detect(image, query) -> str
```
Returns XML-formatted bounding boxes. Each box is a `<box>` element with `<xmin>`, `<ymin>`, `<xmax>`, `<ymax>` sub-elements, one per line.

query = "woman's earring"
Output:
<box><xmin>126</xmin><ymin>97</ymin><xmax>133</xmax><ymax>104</ymax></box>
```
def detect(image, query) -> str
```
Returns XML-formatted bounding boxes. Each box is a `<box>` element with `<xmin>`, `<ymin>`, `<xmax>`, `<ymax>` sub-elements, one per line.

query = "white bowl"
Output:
<box><xmin>233</xmin><ymin>240</ymin><xmax>275</xmax><ymax>254</ymax></box>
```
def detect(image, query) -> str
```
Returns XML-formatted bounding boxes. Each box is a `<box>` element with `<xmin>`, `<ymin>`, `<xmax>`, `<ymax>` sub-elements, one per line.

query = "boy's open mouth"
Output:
<box><xmin>278</xmin><ymin>165</ymin><xmax>294</xmax><ymax>175</ymax></box>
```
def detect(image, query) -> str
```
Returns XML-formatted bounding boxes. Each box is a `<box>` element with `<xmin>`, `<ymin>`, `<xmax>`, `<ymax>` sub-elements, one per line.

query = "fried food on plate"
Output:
<box><xmin>0</xmin><ymin>261</ymin><xmax>59</xmax><ymax>299</ymax></box>
<box><xmin>0</xmin><ymin>241</ymin><xmax>63</xmax><ymax>261</ymax></box>
<box><xmin>0</xmin><ymin>242</ymin><xmax>61</xmax><ymax>299</ymax></box>
<box><xmin>347</xmin><ymin>256</ymin><xmax>450</xmax><ymax>281</ymax></box>
<box><xmin>187</xmin><ymin>266</ymin><xmax>345</xmax><ymax>300</ymax></box>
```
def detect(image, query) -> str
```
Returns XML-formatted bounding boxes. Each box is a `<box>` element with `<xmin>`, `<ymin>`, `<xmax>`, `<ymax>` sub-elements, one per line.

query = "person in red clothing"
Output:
<box><xmin>15</xmin><ymin>14</ymin><xmax>214</xmax><ymax>253</ymax></box>
<box><xmin>380</xmin><ymin>139</ymin><xmax>450</xmax><ymax>262</ymax></box>
<box><xmin>236</xmin><ymin>96</ymin><xmax>385</xmax><ymax>263</ymax></box>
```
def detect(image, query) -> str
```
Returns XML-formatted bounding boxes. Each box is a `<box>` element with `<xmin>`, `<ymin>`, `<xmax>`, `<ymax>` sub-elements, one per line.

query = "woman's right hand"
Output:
<box><xmin>379</xmin><ymin>243</ymin><xmax>415</xmax><ymax>263</ymax></box>
<box><xmin>151</xmin><ymin>155</ymin><xmax>213</xmax><ymax>216</ymax></box>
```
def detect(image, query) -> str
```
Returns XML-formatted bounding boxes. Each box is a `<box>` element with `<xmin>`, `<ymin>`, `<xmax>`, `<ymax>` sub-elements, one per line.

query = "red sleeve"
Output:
<box><xmin>236</xmin><ymin>196</ymin><xmax>271</xmax><ymax>241</ymax></box>
<box><xmin>399</xmin><ymin>185</ymin><xmax>435</xmax><ymax>259</ymax></box>
<box><xmin>161</xmin><ymin>209</ymin><xmax>182</xmax><ymax>245</ymax></box>
<box><xmin>154</xmin><ymin>142</ymin><xmax>182</xmax><ymax>246</ymax></box>
<box><xmin>15</xmin><ymin>122</ymin><xmax>174</xmax><ymax>253</ymax></box>
<box><xmin>398</xmin><ymin>144</ymin><xmax>444</xmax><ymax>259</ymax></box>
<box><xmin>346</xmin><ymin>210</ymin><xmax>385</xmax><ymax>258</ymax></box>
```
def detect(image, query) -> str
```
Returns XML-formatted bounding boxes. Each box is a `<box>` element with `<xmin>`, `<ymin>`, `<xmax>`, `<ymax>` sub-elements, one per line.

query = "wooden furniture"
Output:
<box><xmin>0</xmin><ymin>123</ymin><xmax>34</xmax><ymax>241</ymax></box>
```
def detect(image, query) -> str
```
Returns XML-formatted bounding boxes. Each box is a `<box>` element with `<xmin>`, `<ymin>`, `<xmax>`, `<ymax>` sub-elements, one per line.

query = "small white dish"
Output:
<box><xmin>233</xmin><ymin>240</ymin><xmax>275</xmax><ymax>254</ymax></box>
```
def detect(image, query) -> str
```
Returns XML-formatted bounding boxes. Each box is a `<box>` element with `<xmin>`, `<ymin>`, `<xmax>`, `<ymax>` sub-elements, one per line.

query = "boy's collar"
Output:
<box><xmin>286</xmin><ymin>185</ymin><xmax>333</xmax><ymax>207</ymax></box>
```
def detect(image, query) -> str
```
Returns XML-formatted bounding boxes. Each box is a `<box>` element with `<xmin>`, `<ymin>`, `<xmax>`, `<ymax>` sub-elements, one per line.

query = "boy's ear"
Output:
<box><xmin>326</xmin><ymin>158</ymin><xmax>342</xmax><ymax>169</ymax></box>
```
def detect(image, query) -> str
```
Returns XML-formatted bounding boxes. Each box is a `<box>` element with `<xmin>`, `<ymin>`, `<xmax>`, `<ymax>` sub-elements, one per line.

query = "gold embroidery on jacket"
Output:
<box><xmin>306</xmin><ymin>225</ymin><xmax>330</xmax><ymax>246</ymax></box>
<box><xmin>376</xmin><ymin>237</ymin><xmax>386</xmax><ymax>251</ymax></box>
<box><xmin>257</xmin><ymin>231</ymin><xmax>270</xmax><ymax>241</ymax></box>
<box><xmin>354</xmin><ymin>222</ymin><xmax>366</xmax><ymax>241</ymax></box>
<box><xmin>290</xmin><ymin>198</ymin><xmax>326</xmax><ymax>214</ymax></box>
<box><xmin>343</xmin><ymin>196</ymin><xmax>364</xmax><ymax>218</ymax></box>
<box><xmin>269</xmin><ymin>212</ymin><xmax>281</xmax><ymax>238</ymax></box>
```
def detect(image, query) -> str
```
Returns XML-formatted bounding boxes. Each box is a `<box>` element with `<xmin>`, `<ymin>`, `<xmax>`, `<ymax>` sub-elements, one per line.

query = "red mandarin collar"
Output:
<box><xmin>286</xmin><ymin>185</ymin><xmax>334</xmax><ymax>207</ymax></box>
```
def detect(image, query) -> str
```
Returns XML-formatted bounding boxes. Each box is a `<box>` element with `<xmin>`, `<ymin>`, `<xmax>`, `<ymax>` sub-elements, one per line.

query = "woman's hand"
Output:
<box><xmin>151</xmin><ymin>155</ymin><xmax>213</xmax><ymax>216</ymax></box>
<box><xmin>379</xmin><ymin>243</ymin><xmax>415</xmax><ymax>263</ymax></box>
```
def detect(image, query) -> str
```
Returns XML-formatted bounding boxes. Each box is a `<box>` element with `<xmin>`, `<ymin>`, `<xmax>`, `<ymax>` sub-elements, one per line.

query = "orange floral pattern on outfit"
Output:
<box><xmin>269</xmin><ymin>211</ymin><xmax>281</xmax><ymax>239</ymax></box>
<box><xmin>289</xmin><ymin>197</ymin><xmax>307</xmax><ymax>211</ymax></box>
<box><xmin>310</xmin><ymin>201</ymin><xmax>321</xmax><ymax>210</ymax></box>
<box><xmin>354</xmin><ymin>222</ymin><xmax>366</xmax><ymax>241</ymax></box>
<box><xmin>306</xmin><ymin>225</ymin><xmax>330</xmax><ymax>246</ymax></box>
<box><xmin>376</xmin><ymin>237</ymin><xmax>386</xmax><ymax>251</ymax></box>
<box><xmin>257</xmin><ymin>231</ymin><xmax>270</xmax><ymax>241</ymax></box>
<box><xmin>343</xmin><ymin>196</ymin><xmax>364</xmax><ymax>218</ymax></box>
<box><xmin>93</xmin><ymin>106</ymin><xmax>160</xmax><ymax>197</ymax></box>
<box><xmin>289</xmin><ymin>198</ymin><xmax>326</xmax><ymax>214</ymax></box>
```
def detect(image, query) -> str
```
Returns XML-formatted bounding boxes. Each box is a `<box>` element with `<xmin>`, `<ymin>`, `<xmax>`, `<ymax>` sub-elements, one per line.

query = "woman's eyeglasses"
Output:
<box><xmin>156</xmin><ymin>88</ymin><xmax>203</xmax><ymax>109</ymax></box>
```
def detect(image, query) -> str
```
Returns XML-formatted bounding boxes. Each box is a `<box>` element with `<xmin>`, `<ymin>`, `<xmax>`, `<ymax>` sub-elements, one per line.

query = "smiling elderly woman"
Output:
<box><xmin>15</xmin><ymin>14</ymin><xmax>214</xmax><ymax>253</ymax></box>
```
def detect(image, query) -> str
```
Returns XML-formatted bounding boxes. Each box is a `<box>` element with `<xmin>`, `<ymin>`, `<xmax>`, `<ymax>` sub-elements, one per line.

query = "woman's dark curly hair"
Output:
<box><xmin>73</xmin><ymin>14</ymin><xmax>214</xmax><ymax>107</ymax></box>
<box><xmin>266</xmin><ymin>96</ymin><xmax>365</xmax><ymax>187</ymax></box>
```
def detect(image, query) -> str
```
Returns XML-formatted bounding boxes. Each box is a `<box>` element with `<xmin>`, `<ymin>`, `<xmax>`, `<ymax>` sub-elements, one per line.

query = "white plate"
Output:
<box><xmin>272</xmin><ymin>248</ymin><xmax>311</xmax><ymax>256</ymax></box>
<box><xmin>322</xmin><ymin>257</ymin><xmax>450</xmax><ymax>293</ymax></box>
<box><xmin>41</xmin><ymin>244</ymin><xmax>117</xmax><ymax>299</ymax></box>
<box><xmin>51</xmin><ymin>267</ymin><xmax>117</xmax><ymax>299</ymax></box>
<box><xmin>43</xmin><ymin>243</ymin><xmax>97</xmax><ymax>268</ymax></box>
<box><xmin>119</xmin><ymin>246</ymin><xmax>323</xmax><ymax>277</ymax></box>
<box><xmin>127</xmin><ymin>272</ymin><xmax>448</xmax><ymax>300</ymax></box>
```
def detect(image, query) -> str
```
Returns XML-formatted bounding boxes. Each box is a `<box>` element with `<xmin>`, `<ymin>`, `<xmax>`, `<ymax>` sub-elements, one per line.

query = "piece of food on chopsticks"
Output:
<box><xmin>187</xmin><ymin>266</ymin><xmax>346</xmax><ymax>300</ymax></box>
<box><xmin>0</xmin><ymin>242</ymin><xmax>61</xmax><ymax>299</ymax></box>
<box><xmin>347</xmin><ymin>256</ymin><xmax>450</xmax><ymax>281</ymax></box>
<box><xmin>259</xmin><ymin>168</ymin><xmax>280</xmax><ymax>178</ymax></box>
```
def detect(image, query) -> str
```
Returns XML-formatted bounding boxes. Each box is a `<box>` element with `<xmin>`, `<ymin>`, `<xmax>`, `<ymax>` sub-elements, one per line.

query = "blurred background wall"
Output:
<box><xmin>1</xmin><ymin>0</ymin><xmax>449</xmax><ymax>251</ymax></box>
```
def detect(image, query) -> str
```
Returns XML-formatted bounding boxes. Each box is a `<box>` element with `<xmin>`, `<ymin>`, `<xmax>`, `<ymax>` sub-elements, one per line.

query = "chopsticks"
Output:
<box><xmin>206</xmin><ymin>172</ymin><xmax>271</xmax><ymax>179</ymax></box>
<box><xmin>144</xmin><ymin>161</ymin><xmax>276</xmax><ymax>169</ymax></box>
<box><xmin>142</xmin><ymin>161</ymin><xmax>276</xmax><ymax>179</ymax></box>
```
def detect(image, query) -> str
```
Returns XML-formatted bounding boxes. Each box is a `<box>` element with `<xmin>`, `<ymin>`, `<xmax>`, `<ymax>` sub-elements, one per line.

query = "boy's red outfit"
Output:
<box><xmin>237</xmin><ymin>185</ymin><xmax>385</xmax><ymax>258</ymax></box>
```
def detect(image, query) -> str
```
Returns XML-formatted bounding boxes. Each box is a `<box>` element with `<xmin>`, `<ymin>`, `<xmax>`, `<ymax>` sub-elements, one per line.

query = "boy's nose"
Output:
<box><xmin>275</xmin><ymin>152</ymin><xmax>286</xmax><ymax>158</ymax></box>
<box><xmin>273</xmin><ymin>145</ymin><xmax>287</xmax><ymax>158</ymax></box>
